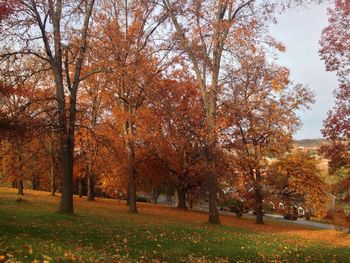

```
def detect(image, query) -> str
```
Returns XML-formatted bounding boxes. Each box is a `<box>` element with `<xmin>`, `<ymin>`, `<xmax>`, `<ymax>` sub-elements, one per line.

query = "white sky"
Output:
<box><xmin>270</xmin><ymin>2</ymin><xmax>338</xmax><ymax>140</ymax></box>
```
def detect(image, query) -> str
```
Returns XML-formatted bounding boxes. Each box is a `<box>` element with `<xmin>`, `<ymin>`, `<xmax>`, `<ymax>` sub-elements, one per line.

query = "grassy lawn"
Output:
<box><xmin>0</xmin><ymin>188</ymin><xmax>349</xmax><ymax>262</ymax></box>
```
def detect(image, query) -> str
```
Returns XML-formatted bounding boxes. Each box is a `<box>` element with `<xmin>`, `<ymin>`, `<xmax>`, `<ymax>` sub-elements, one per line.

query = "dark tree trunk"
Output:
<box><xmin>166</xmin><ymin>188</ymin><xmax>173</xmax><ymax>206</ymax></box>
<box><xmin>46</xmin><ymin>0</ymin><xmax>95</xmax><ymax>214</ymax></box>
<box><xmin>177</xmin><ymin>185</ymin><xmax>187</xmax><ymax>209</ymax></box>
<box><xmin>87</xmin><ymin>169</ymin><xmax>95</xmax><ymax>201</ymax></box>
<box><xmin>151</xmin><ymin>188</ymin><xmax>159</xmax><ymax>204</ymax></box>
<box><xmin>254</xmin><ymin>170</ymin><xmax>264</xmax><ymax>224</ymax></box>
<box><xmin>32</xmin><ymin>177</ymin><xmax>39</xmax><ymax>190</ymax></box>
<box><xmin>255</xmin><ymin>195</ymin><xmax>264</xmax><ymax>224</ymax></box>
<box><xmin>17</xmin><ymin>179</ymin><xmax>24</xmax><ymax>195</ymax></box>
<box><xmin>206</xmin><ymin>144</ymin><xmax>220</xmax><ymax>224</ymax></box>
<box><xmin>78</xmin><ymin>175</ymin><xmax>83</xmax><ymax>198</ymax></box>
<box><xmin>127</xmin><ymin>140</ymin><xmax>137</xmax><ymax>213</ymax></box>
<box><xmin>59</xmin><ymin>141</ymin><xmax>74</xmax><ymax>213</ymax></box>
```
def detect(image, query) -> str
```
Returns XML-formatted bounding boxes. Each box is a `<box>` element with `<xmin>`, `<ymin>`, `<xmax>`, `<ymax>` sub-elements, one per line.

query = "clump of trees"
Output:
<box><xmin>0</xmin><ymin>0</ymin><xmax>330</xmax><ymax>225</ymax></box>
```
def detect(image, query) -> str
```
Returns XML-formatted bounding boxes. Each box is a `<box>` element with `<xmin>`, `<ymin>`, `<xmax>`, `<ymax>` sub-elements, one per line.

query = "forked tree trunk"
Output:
<box><xmin>43</xmin><ymin>0</ymin><xmax>95</xmax><ymax>214</ymax></box>
<box><xmin>177</xmin><ymin>185</ymin><xmax>187</xmax><ymax>209</ymax></box>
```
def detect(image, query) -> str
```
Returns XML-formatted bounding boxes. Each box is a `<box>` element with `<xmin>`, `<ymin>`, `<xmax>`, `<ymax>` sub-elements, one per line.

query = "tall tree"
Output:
<box><xmin>220</xmin><ymin>52</ymin><xmax>314</xmax><ymax>224</ymax></box>
<box><xmin>320</xmin><ymin>0</ymin><xmax>350</xmax><ymax>199</ymax></box>
<box><xmin>144</xmin><ymin>79</ymin><xmax>207</xmax><ymax>209</ymax></box>
<box><xmin>160</xmin><ymin>0</ymin><xmax>311</xmax><ymax>224</ymax></box>
<box><xmin>90</xmin><ymin>0</ymin><xmax>166</xmax><ymax>212</ymax></box>
<box><xmin>0</xmin><ymin>0</ymin><xmax>96</xmax><ymax>213</ymax></box>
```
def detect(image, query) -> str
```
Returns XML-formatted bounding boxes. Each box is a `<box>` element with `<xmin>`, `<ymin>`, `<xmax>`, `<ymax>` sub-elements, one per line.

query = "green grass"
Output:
<box><xmin>0</xmin><ymin>189</ymin><xmax>349</xmax><ymax>262</ymax></box>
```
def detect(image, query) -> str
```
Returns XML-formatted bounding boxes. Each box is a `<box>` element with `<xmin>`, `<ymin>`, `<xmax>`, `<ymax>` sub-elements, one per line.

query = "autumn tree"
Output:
<box><xmin>143</xmin><ymin>79</ymin><xmax>207</xmax><ymax>209</ymax></box>
<box><xmin>268</xmin><ymin>150</ymin><xmax>329</xmax><ymax>218</ymax></box>
<box><xmin>160</xmin><ymin>0</ymin><xmax>317</xmax><ymax>224</ymax></box>
<box><xmin>0</xmin><ymin>0</ymin><xmax>17</xmax><ymax>23</ymax></box>
<box><xmin>0</xmin><ymin>0</ymin><xmax>96</xmax><ymax>213</ymax></box>
<box><xmin>220</xmin><ymin>51</ymin><xmax>314</xmax><ymax>224</ymax></box>
<box><xmin>77</xmin><ymin>82</ymin><xmax>103</xmax><ymax>201</ymax></box>
<box><xmin>319</xmin><ymin>0</ymin><xmax>350</xmax><ymax>200</ymax></box>
<box><xmin>89</xmin><ymin>0</ymin><xmax>167</xmax><ymax>212</ymax></box>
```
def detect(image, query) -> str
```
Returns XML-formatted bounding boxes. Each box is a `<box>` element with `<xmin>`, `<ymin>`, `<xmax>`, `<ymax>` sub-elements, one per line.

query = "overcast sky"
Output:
<box><xmin>270</xmin><ymin>2</ymin><xmax>338</xmax><ymax>140</ymax></box>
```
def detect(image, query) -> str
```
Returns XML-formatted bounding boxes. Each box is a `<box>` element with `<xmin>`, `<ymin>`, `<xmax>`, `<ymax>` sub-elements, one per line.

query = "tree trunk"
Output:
<box><xmin>127</xmin><ymin>140</ymin><xmax>137</xmax><ymax>213</ymax></box>
<box><xmin>17</xmin><ymin>179</ymin><xmax>24</xmax><ymax>195</ymax></box>
<box><xmin>151</xmin><ymin>188</ymin><xmax>159</xmax><ymax>204</ymax></box>
<box><xmin>177</xmin><ymin>185</ymin><xmax>187</xmax><ymax>209</ymax></box>
<box><xmin>32</xmin><ymin>179</ymin><xmax>38</xmax><ymax>190</ymax></box>
<box><xmin>166</xmin><ymin>188</ymin><xmax>173</xmax><ymax>206</ymax></box>
<box><xmin>87</xmin><ymin>163</ymin><xmax>95</xmax><ymax>201</ymax></box>
<box><xmin>52</xmin><ymin>0</ymin><xmax>95</xmax><ymax>214</ymax></box>
<box><xmin>78</xmin><ymin>175</ymin><xmax>83</xmax><ymax>198</ymax></box>
<box><xmin>254</xmin><ymin>170</ymin><xmax>264</xmax><ymax>224</ymax></box>
<box><xmin>59</xmin><ymin>142</ymin><xmax>74</xmax><ymax>213</ymax></box>
<box><xmin>206</xmin><ymin>142</ymin><xmax>220</xmax><ymax>224</ymax></box>
<box><xmin>255</xmin><ymin>193</ymin><xmax>264</xmax><ymax>224</ymax></box>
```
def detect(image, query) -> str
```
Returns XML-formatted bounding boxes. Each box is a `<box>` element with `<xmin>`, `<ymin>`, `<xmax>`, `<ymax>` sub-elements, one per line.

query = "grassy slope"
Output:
<box><xmin>0</xmin><ymin>188</ymin><xmax>349</xmax><ymax>263</ymax></box>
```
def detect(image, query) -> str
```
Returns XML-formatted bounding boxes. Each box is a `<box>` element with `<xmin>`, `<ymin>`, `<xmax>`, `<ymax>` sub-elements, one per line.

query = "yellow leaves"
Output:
<box><xmin>271</xmin><ymin>79</ymin><xmax>281</xmax><ymax>92</ymax></box>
